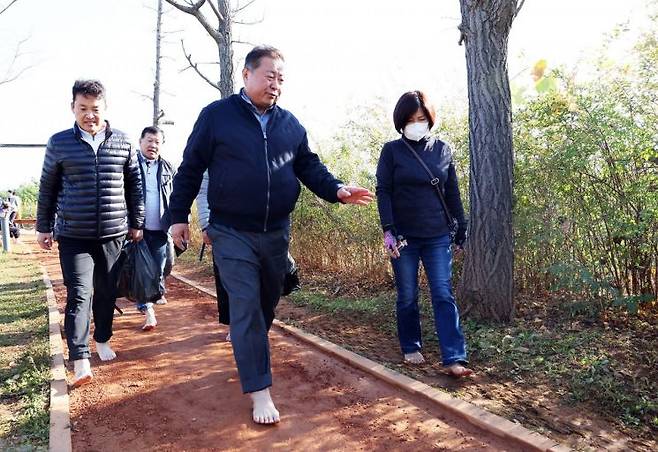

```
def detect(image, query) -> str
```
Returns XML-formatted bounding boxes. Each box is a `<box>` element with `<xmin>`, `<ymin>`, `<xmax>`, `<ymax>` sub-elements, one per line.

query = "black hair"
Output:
<box><xmin>392</xmin><ymin>90</ymin><xmax>436</xmax><ymax>133</ymax></box>
<box><xmin>72</xmin><ymin>79</ymin><xmax>106</xmax><ymax>102</ymax></box>
<box><xmin>140</xmin><ymin>126</ymin><xmax>164</xmax><ymax>141</ymax></box>
<box><xmin>244</xmin><ymin>45</ymin><xmax>285</xmax><ymax>71</ymax></box>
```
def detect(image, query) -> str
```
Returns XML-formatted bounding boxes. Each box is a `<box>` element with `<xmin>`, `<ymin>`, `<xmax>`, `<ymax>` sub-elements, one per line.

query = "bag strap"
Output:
<box><xmin>399</xmin><ymin>138</ymin><xmax>455</xmax><ymax>225</ymax></box>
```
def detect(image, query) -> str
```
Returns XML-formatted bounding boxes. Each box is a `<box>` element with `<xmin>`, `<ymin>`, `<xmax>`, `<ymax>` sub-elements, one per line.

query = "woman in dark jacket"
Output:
<box><xmin>376</xmin><ymin>91</ymin><xmax>472</xmax><ymax>377</ymax></box>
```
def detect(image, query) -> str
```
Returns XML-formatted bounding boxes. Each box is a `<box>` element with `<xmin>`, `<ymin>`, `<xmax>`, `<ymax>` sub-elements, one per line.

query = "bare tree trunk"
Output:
<box><xmin>457</xmin><ymin>0</ymin><xmax>522</xmax><ymax>322</ymax></box>
<box><xmin>153</xmin><ymin>0</ymin><xmax>163</xmax><ymax>126</ymax></box>
<box><xmin>165</xmin><ymin>0</ymin><xmax>241</xmax><ymax>99</ymax></box>
<box><xmin>217</xmin><ymin>0</ymin><xmax>233</xmax><ymax>98</ymax></box>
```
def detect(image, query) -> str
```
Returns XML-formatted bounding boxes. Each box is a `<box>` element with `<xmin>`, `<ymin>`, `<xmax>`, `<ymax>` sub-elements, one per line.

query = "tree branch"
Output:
<box><xmin>232</xmin><ymin>0</ymin><xmax>256</xmax><ymax>15</ymax></box>
<box><xmin>206</xmin><ymin>0</ymin><xmax>225</xmax><ymax>22</ymax></box>
<box><xmin>457</xmin><ymin>23</ymin><xmax>466</xmax><ymax>46</ymax></box>
<box><xmin>515</xmin><ymin>0</ymin><xmax>526</xmax><ymax>18</ymax></box>
<box><xmin>233</xmin><ymin>16</ymin><xmax>263</xmax><ymax>26</ymax></box>
<box><xmin>0</xmin><ymin>0</ymin><xmax>19</xmax><ymax>16</ymax></box>
<box><xmin>232</xmin><ymin>39</ymin><xmax>256</xmax><ymax>46</ymax></box>
<box><xmin>165</xmin><ymin>0</ymin><xmax>222</xmax><ymax>42</ymax></box>
<box><xmin>0</xmin><ymin>36</ymin><xmax>32</xmax><ymax>86</ymax></box>
<box><xmin>164</xmin><ymin>0</ymin><xmax>206</xmax><ymax>15</ymax></box>
<box><xmin>179</xmin><ymin>39</ymin><xmax>220</xmax><ymax>91</ymax></box>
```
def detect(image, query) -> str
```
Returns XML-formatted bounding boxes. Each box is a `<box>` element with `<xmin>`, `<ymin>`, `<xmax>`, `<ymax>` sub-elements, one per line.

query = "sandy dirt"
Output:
<box><xmin>30</xmin><ymin>235</ymin><xmax>523</xmax><ymax>452</ymax></box>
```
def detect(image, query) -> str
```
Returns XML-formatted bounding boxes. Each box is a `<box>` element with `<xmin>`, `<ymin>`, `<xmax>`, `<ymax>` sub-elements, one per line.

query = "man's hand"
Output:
<box><xmin>171</xmin><ymin>223</ymin><xmax>190</xmax><ymax>250</ymax></box>
<box><xmin>202</xmin><ymin>229</ymin><xmax>212</xmax><ymax>246</ymax></box>
<box><xmin>337</xmin><ymin>186</ymin><xmax>374</xmax><ymax>205</ymax></box>
<box><xmin>129</xmin><ymin>228</ymin><xmax>143</xmax><ymax>242</ymax></box>
<box><xmin>37</xmin><ymin>232</ymin><xmax>53</xmax><ymax>251</ymax></box>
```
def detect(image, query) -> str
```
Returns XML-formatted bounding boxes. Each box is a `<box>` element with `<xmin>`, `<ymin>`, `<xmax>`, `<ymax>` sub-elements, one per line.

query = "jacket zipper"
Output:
<box><xmin>263</xmin><ymin>129</ymin><xmax>271</xmax><ymax>232</ymax></box>
<box><xmin>95</xmin><ymin>137</ymin><xmax>110</xmax><ymax>238</ymax></box>
<box><xmin>78</xmin><ymin>140</ymin><xmax>102</xmax><ymax>238</ymax></box>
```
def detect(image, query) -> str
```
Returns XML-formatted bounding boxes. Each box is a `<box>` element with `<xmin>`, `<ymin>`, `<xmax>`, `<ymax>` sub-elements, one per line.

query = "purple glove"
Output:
<box><xmin>384</xmin><ymin>231</ymin><xmax>397</xmax><ymax>251</ymax></box>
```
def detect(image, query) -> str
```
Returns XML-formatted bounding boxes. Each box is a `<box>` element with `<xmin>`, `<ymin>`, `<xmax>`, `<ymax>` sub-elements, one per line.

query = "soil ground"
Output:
<box><xmin>174</xmin><ymin>258</ymin><xmax>657</xmax><ymax>452</ymax></box>
<box><xmin>33</xmin><ymin>235</ymin><xmax>523</xmax><ymax>452</ymax></box>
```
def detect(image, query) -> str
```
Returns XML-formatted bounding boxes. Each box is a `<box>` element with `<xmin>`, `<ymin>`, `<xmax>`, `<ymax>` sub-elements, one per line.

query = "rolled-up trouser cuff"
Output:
<box><xmin>443</xmin><ymin>357</ymin><xmax>469</xmax><ymax>366</ymax></box>
<box><xmin>68</xmin><ymin>349</ymin><xmax>92</xmax><ymax>361</ymax></box>
<box><xmin>241</xmin><ymin>374</ymin><xmax>273</xmax><ymax>394</ymax></box>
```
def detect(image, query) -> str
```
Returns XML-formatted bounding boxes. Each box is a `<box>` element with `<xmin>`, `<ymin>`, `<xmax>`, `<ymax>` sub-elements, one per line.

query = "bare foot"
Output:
<box><xmin>95</xmin><ymin>341</ymin><xmax>117</xmax><ymax>361</ymax></box>
<box><xmin>250</xmin><ymin>388</ymin><xmax>280</xmax><ymax>424</ymax></box>
<box><xmin>404</xmin><ymin>351</ymin><xmax>425</xmax><ymax>364</ymax></box>
<box><xmin>142</xmin><ymin>306</ymin><xmax>157</xmax><ymax>331</ymax></box>
<box><xmin>446</xmin><ymin>363</ymin><xmax>473</xmax><ymax>378</ymax></box>
<box><xmin>72</xmin><ymin>358</ymin><xmax>93</xmax><ymax>387</ymax></box>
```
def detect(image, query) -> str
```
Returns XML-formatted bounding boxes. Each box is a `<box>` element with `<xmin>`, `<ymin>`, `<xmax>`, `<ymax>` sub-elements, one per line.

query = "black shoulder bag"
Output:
<box><xmin>399</xmin><ymin>139</ymin><xmax>459</xmax><ymax>242</ymax></box>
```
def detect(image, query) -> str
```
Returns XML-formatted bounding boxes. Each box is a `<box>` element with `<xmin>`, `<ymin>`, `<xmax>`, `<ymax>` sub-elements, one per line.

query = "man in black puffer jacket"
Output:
<box><xmin>36</xmin><ymin>79</ymin><xmax>144</xmax><ymax>388</ymax></box>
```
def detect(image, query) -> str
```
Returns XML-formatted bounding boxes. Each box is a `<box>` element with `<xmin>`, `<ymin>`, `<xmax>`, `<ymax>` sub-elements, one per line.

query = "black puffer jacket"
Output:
<box><xmin>37</xmin><ymin>122</ymin><xmax>144</xmax><ymax>239</ymax></box>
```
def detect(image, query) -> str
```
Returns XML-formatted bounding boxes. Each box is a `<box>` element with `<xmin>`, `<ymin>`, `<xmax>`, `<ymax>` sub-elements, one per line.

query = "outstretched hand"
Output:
<box><xmin>337</xmin><ymin>186</ymin><xmax>374</xmax><ymax>205</ymax></box>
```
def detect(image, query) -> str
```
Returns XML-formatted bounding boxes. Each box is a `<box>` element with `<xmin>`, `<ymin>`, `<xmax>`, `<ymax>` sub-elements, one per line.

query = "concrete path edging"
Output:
<box><xmin>42</xmin><ymin>266</ymin><xmax>72</xmax><ymax>452</ymax></box>
<box><xmin>173</xmin><ymin>272</ymin><xmax>570</xmax><ymax>452</ymax></box>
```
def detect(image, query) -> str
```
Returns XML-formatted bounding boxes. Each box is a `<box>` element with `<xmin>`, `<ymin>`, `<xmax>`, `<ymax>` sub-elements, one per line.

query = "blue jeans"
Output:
<box><xmin>391</xmin><ymin>234</ymin><xmax>468</xmax><ymax>366</ymax></box>
<box><xmin>136</xmin><ymin>230</ymin><xmax>168</xmax><ymax>311</ymax></box>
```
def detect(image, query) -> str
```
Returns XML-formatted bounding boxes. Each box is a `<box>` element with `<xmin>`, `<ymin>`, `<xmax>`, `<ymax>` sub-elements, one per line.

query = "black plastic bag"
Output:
<box><xmin>163</xmin><ymin>239</ymin><xmax>175</xmax><ymax>277</ymax></box>
<box><xmin>282</xmin><ymin>254</ymin><xmax>301</xmax><ymax>296</ymax></box>
<box><xmin>116</xmin><ymin>240</ymin><xmax>162</xmax><ymax>303</ymax></box>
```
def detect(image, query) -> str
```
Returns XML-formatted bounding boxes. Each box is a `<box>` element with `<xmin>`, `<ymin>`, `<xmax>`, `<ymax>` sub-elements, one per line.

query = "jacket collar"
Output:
<box><xmin>235</xmin><ymin>91</ymin><xmax>279</xmax><ymax>117</ymax></box>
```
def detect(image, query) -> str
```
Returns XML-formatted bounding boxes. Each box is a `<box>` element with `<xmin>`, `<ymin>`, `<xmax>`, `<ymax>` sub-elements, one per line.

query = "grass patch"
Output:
<box><xmin>287</xmin><ymin>285</ymin><xmax>658</xmax><ymax>434</ymax></box>
<box><xmin>289</xmin><ymin>289</ymin><xmax>393</xmax><ymax>316</ymax></box>
<box><xmin>0</xmin><ymin>246</ymin><xmax>50</xmax><ymax>450</ymax></box>
<box><xmin>463</xmin><ymin>318</ymin><xmax>658</xmax><ymax>428</ymax></box>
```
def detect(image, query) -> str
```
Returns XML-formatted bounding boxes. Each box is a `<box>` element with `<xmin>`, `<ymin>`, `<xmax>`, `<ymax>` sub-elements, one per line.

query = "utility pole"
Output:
<box><xmin>153</xmin><ymin>0</ymin><xmax>163</xmax><ymax>126</ymax></box>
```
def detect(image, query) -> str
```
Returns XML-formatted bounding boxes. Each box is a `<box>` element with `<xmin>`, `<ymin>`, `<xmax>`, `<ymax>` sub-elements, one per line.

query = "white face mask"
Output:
<box><xmin>403</xmin><ymin>121</ymin><xmax>429</xmax><ymax>141</ymax></box>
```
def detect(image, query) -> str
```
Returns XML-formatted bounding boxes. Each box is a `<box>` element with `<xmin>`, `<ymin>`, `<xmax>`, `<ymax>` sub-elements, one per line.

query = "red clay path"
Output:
<box><xmin>32</xmin><ymin>236</ymin><xmax>524</xmax><ymax>451</ymax></box>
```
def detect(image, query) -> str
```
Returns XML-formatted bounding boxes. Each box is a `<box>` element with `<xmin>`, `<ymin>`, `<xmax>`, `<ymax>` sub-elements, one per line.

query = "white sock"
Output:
<box><xmin>404</xmin><ymin>351</ymin><xmax>425</xmax><ymax>364</ymax></box>
<box><xmin>250</xmin><ymin>388</ymin><xmax>279</xmax><ymax>424</ymax></box>
<box><xmin>73</xmin><ymin>358</ymin><xmax>92</xmax><ymax>383</ymax></box>
<box><xmin>142</xmin><ymin>306</ymin><xmax>157</xmax><ymax>331</ymax></box>
<box><xmin>95</xmin><ymin>340</ymin><xmax>117</xmax><ymax>361</ymax></box>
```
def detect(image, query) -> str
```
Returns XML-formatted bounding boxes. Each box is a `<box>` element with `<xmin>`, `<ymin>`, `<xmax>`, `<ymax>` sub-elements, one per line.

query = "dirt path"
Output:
<box><xmin>32</xmin><ymin>236</ymin><xmax>524</xmax><ymax>451</ymax></box>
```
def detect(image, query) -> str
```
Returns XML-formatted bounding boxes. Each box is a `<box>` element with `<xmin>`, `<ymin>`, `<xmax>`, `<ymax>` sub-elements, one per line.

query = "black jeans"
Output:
<box><xmin>58</xmin><ymin>235</ymin><xmax>124</xmax><ymax>360</ymax></box>
<box><xmin>207</xmin><ymin>223</ymin><xmax>288</xmax><ymax>393</ymax></box>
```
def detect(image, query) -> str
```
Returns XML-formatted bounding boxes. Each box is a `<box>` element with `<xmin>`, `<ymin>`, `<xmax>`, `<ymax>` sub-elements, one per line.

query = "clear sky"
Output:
<box><xmin>0</xmin><ymin>0</ymin><xmax>650</xmax><ymax>189</ymax></box>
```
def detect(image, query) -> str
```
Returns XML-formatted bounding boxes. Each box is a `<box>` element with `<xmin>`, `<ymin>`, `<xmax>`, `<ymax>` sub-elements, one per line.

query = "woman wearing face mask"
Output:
<box><xmin>376</xmin><ymin>90</ymin><xmax>472</xmax><ymax>377</ymax></box>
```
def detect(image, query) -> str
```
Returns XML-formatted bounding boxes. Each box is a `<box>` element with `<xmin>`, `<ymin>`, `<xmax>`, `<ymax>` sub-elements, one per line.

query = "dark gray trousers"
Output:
<box><xmin>207</xmin><ymin>223</ymin><xmax>288</xmax><ymax>393</ymax></box>
<box><xmin>58</xmin><ymin>235</ymin><xmax>124</xmax><ymax>360</ymax></box>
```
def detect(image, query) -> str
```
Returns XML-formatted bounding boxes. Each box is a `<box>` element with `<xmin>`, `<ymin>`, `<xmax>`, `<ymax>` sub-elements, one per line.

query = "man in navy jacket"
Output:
<box><xmin>168</xmin><ymin>45</ymin><xmax>372</xmax><ymax>424</ymax></box>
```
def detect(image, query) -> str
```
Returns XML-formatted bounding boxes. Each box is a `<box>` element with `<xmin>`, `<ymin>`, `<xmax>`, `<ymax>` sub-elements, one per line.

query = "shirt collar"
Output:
<box><xmin>139</xmin><ymin>152</ymin><xmax>158</xmax><ymax>166</ymax></box>
<box><xmin>240</xmin><ymin>88</ymin><xmax>275</xmax><ymax>115</ymax></box>
<box><xmin>79</xmin><ymin>125</ymin><xmax>107</xmax><ymax>142</ymax></box>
